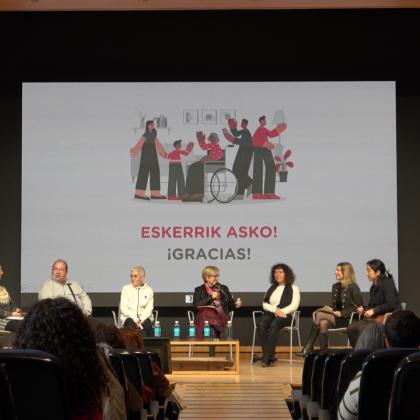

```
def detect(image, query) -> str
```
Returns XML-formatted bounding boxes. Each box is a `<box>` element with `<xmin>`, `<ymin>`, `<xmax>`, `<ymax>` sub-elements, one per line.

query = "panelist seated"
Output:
<box><xmin>38</xmin><ymin>259</ymin><xmax>92</xmax><ymax>316</ymax></box>
<box><xmin>347</xmin><ymin>258</ymin><xmax>401</xmax><ymax>347</ymax></box>
<box><xmin>0</xmin><ymin>263</ymin><xmax>23</xmax><ymax>333</ymax></box>
<box><xmin>256</xmin><ymin>263</ymin><xmax>300</xmax><ymax>367</ymax></box>
<box><xmin>193</xmin><ymin>265</ymin><xmax>242</xmax><ymax>340</ymax></box>
<box><xmin>297</xmin><ymin>261</ymin><xmax>363</xmax><ymax>357</ymax></box>
<box><xmin>119</xmin><ymin>266</ymin><xmax>154</xmax><ymax>337</ymax></box>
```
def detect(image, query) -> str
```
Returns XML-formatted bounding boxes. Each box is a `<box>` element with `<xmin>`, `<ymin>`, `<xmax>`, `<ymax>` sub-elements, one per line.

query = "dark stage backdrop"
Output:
<box><xmin>0</xmin><ymin>11</ymin><xmax>419</xmax><ymax>341</ymax></box>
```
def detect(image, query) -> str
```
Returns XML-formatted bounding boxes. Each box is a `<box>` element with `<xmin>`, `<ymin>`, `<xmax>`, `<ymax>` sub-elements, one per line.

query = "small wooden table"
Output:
<box><xmin>170</xmin><ymin>339</ymin><xmax>240</xmax><ymax>375</ymax></box>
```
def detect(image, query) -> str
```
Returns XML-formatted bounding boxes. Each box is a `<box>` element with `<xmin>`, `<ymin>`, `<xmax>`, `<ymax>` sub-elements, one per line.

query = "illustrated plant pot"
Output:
<box><xmin>279</xmin><ymin>171</ymin><xmax>288</xmax><ymax>182</ymax></box>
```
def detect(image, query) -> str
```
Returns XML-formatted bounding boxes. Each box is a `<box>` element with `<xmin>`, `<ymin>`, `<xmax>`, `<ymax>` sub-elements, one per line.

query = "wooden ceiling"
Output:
<box><xmin>1</xmin><ymin>0</ymin><xmax>420</xmax><ymax>11</ymax></box>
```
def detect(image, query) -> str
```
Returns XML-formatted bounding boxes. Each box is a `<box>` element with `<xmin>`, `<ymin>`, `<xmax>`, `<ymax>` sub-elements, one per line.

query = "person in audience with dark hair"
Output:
<box><xmin>38</xmin><ymin>259</ymin><xmax>92</xmax><ymax>316</ymax></box>
<box><xmin>14</xmin><ymin>298</ymin><xmax>108</xmax><ymax>420</ymax></box>
<box><xmin>119</xmin><ymin>327</ymin><xmax>174</xmax><ymax>402</ymax></box>
<box><xmin>354</xmin><ymin>321</ymin><xmax>386</xmax><ymax>350</ymax></box>
<box><xmin>347</xmin><ymin>259</ymin><xmax>401</xmax><ymax>347</ymax></box>
<box><xmin>93</xmin><ymin>323</ymin><xmax>143</xmax><ymax>418</ymax></box>
<box><xmin>119</xmin><ymin>266</ymin><xmax>154</xmax><ymax>336</ymax></box>
<box><xmin>256</xmin><ymin>263</ymin><xmax>300</xmax><ymax>366</ymax></box>
<box><xmin>0</xmin><ymin>264</ymin><xmax>23</xmax><ymax>333</ymax></box>
<box><xmin>297</xmin><ymin>262</ymin><xmax>363</xmax><ymax>356</ymax></box>
<box><xmin>338</xmin><ymin>310</ymin><xmax>420</xmax><ymax>420</ymax></box>
<box><xmin>193</xmin><ymin>265</ymin><xmax>242</xmax><ymax>340</ymax></box>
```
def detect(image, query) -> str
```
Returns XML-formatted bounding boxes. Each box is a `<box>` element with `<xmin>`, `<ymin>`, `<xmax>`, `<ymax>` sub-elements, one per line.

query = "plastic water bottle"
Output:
<box><xmin>226</xmin><ymin>320</ymin><xmax>233</xmax><ymax>339</ymax></box>
<box><xmin>154</xmin><ymin>321</ymin><xmax>161</xmax><ymax>337</ymax></box>
<box><xmin>189</xmin><ymin>321</ymin><xmax>196</xmax><ymax>338</ymax></box>
<box><xmin>173</xmin><ymin>320</ymin><xmax>181</xmax><ymax>339</ymax></box>
<box><xmin>204</xmin><ymin>320</ymin><xmax>211</xmax><ymax>338</ymax></box>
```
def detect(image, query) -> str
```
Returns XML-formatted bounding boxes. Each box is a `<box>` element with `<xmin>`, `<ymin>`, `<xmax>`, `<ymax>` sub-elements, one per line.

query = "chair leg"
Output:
<box><xmin>290</xmin><ymin>328</ymin><xmax>293</xmax><ymax>366</ymax></box>
<box><xmin>250</xmin><ymin>327</ymin><xmax>256</xmax><ymax>365</ymax></box>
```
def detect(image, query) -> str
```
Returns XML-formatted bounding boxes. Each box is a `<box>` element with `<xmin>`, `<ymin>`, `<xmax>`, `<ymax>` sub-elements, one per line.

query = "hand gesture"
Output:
<box><xmin>263</xmin><ymin>141</ymin><xmax>275</xmax><ymax>150</ymax></box>
<box><xmin>275</xmin><ymin>308</ymin><xmax>287</xmax><ymax>318</ymax></box>
<box><xmin>130</xmin><ymin>147</ymin><xmax>138</xmax><ymax>157</ymax></box>
<box><xmin>364</xmin><ymin>309</ymin><xmax>374</xmax><ymax>318</ymax></box>
<box><xmin>276</xmin><ymin>122</ymin><xmax>287</xmax><ymax>135</ymax></box>
<box><xmin>333</xmin><ymin>311</ymin><xmax>341</xmax><ymax>317</ymax></box>
<box><xmin>228</xmin><ymin>118</ymin><xmax>237</xmax><ymax>130</ymax></box>
<box><xmin>196</xmin><ymin>131</ymin><xmax>205</xmax><ymax>142</ymax></box>
<box><xmin>211</xmin><ymin>291</ymin><xmax>220</xmax><ymax>299</ymax></box>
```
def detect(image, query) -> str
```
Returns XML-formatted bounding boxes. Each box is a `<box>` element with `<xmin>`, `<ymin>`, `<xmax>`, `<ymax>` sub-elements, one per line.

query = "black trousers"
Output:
<box><xmin>167</xmin><ymin>163</ymin><xmax>186</xmax><ymax>197</ymax></box>
<box><xmin>185</xmin><ymin>161</ymin><xmax>205</xmax><ymax>195</ymax></box>
<box><xmin>123</xmin><ymin>317</ymin><xmax>154</xmax><ymax>337</ymax></box>
<box><xmin>232</xmin><ymin>147</ymin><xmax>253</xmax><ymax>195</ymax></box>
<box><xmin>136</xmin><ymin>143</ymin><xmax>161</xmax><ymax>191</ymax></box>
<box><xmin>257</xmin><ymin>312</ymin><xmax>291</xmax><ymax>363</ymax></box>
<box><xmin>252</xmin><ymin>148</ymin><xmax>275</xmax><ymax>194</ymax></box>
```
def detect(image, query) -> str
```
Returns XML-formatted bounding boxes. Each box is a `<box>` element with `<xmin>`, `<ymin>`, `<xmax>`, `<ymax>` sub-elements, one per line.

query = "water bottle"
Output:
<box><xmin>226</xmin><ymin>320</ymin><xmax>233</xmax><ymax>339</ymax></box>
<box><xmin>204</xmin><ymin>320</ymin><xmax>211</xmax><ymax>338</ymax></box>
<box><xmin>188</xmin><ymin>321</ymin><xmax>196</xmax><ymax>338</ymax></box>
<box><xmin>154</xmin><ymin>320</ymin><xmax>161</xmax><ymax>337</ymax></box>
<box><xmin>173</xmin><ymin>320</ymin><xmax>181</xmax><ymax>339</ymax></box>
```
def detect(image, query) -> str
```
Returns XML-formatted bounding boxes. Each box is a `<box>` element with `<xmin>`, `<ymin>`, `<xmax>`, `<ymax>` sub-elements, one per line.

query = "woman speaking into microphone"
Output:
<box><xmin>193</xmin><ymin>265</ymin><xmax>242</xmax><ymax>340</ymax></box>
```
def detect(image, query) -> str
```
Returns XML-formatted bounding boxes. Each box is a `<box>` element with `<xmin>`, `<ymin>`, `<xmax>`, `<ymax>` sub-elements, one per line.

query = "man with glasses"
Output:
<box><xmin>38</xmin><ymin>259</ymin><xmax>92</xmax><ymax>316</ymax></box>
<box><xmin>119</xmin><ymin>266</ymin><xmax>154</xmax><ymax>336</ymax></box>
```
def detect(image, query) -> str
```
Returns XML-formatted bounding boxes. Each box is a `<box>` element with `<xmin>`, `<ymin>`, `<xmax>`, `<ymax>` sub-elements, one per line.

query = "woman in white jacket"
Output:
<box><xmin>119</xmin><ymin>266</ymin><xmax>154</xmax><ymax>336</ymax></box>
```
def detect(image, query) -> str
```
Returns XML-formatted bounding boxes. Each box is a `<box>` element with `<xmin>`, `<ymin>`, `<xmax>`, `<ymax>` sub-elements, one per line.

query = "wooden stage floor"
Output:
<box><xmin>168</xmin><ymin>357</ymin><xmax>304</xmax><ymax>419</ymax></box>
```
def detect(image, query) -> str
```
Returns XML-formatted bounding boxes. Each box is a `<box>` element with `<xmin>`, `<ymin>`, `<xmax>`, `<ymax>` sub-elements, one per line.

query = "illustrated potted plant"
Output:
<box><xmin>275</xmin><ymin>149</ymin><xmax>294</xmax><ymax>182</ymax></box>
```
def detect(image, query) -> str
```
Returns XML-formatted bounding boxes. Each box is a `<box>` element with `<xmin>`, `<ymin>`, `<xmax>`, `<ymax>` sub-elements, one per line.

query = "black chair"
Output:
<box><xmin>328</xmin><ymin>349</ymin><xmax>372</xmax><ymax>420</ymax></box>
<box><xmin>358</xmin><ymin>348</ymin><xmax>420</xmax><ymax>420</ymax></box>
<box><xmin>0</xmin><ymin>362</ymin><xmax>17</xmax><ymax>420</ymax></box>
<box><xmin>306</xmin><ymin>350</ymin><xmax>331</xmax><ymax>420</ymax></box>
<box><xmin>389</xmin><ymin>351</ymin><xmax>420</xmax><ymax>420</ymax></box>
<box><xmin>108</xmin><ymin>351</ymin><xmax>129</xmax><ymax>413</ymax></box>
<box><xmin>0</xmin><ymin>349</ymin><xmax>69</xmax><ymax>420</ymax></box>
<box><xmin>291</xmin><ymin>350</ymin><xmax>318</xmax><ymax>419</ymax></box>
<box><xmin>317</xmin><ymin>349</ymin><xmax>351</xmax><ymax>420</ymax></box>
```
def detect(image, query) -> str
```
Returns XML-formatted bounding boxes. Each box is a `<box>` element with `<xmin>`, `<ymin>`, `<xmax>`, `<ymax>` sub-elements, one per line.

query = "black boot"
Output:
<box><xmin>319</xmin><ymin>333</ymin><xmax>329</xmax><ymax>350</ymax></box>
<box><xmin>296</xmin><ymin>324</ymin><xmax>319</xmax><ymax>357</ymax></box>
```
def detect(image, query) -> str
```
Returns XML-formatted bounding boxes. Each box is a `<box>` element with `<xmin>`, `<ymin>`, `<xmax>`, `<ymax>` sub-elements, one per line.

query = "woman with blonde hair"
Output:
<box><xmin>297</xmin><ymin>262</ymin><xmax>363</xmax><ymax>356</ymax></box>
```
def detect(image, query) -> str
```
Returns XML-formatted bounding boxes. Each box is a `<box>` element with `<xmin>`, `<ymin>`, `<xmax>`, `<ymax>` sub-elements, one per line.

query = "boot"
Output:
<box><xmin>319</xmin><ymin>333</ymin><xmax>329</xmax><ymax>350</ymax></box>
<box><xmin>296</xmin><ymin>324</ymin><xmax>319</xmax><ymax>357</ymax></box>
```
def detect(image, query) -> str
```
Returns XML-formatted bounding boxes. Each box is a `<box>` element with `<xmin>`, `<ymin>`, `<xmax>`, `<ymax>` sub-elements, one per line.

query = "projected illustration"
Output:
<box><xmin>130</xmin><ymin>112</ymin><xmax>291</xmax><ymax>204</ymax></box>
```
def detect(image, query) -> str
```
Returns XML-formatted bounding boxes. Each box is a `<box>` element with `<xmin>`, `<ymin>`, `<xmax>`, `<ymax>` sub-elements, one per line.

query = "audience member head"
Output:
<box><xmin>270</xmin><ymin>263</ymin><xmax>295</xmax><ymax>286</ymax></box>
<box><xmin>131</xmin><ymin>266</ymin><xmax>146</xmax><ymax>288</ymax></box>
<box><xmin>384</xmin><ymin>310</ymin><xmax>420</xmax><ymax>348</ymax></box>
<box><xmin>336</xmin><ymin>261</ymin><xmax>357</xmax><ymax>288</ymax></box>
<box><xmin>93</xmin><ymin>323</ymin><xmax>126</xmax><ymax>349</ymax></box>
<box><xmin>366</xmin><ymin>258</ymin><xmax>393</xmax><ymax>284</ymax></box>
<box><xmin>119</xmin><ymin>327</ymin><xmax>144</xmax><ymax>350</ymax></box>
<box><xmin>201</xmin><ymin>265</ymin><xmax>220</xmax><ymax>288</ymax></box>
<box><xmin>51</xmin><ymin>259</ymin><xmax>69</xmax><ymax>284</ymax></box>
<box><xmin>14</xmin><ymin>298</ymin><xmax>108</xmax><ymax>418</ymax></box>
<box><xmin>355</xmin><ymin>322</ymin><xmax>386</xmax><ymax>350</ymax></box>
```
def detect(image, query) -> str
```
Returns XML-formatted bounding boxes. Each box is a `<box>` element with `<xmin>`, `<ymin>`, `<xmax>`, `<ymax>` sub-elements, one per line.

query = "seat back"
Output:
<box><xmin>336</xmin><ymin>349</ymin><xmax>371</xmax><ymax>405</ymax></box>
<box><xmin>389</xmin><ymin>351</ymin><xmax>420</xmax><ymax>420</ymax></box>
<box><xmin>0</xmin><ymin>362</ymin><xmax>17</xmax><ymax>420</ymax></box>
<box><xmin>108</xmin><ymin>351</ymin><xmax>129</xmax><ymax>412</ymax></box>
<box><xmin>320</xmin><ymin>349</ymin><xmax>351</xmax><ymax>410</ymax></box>
<box><xmin>134</xmin><ymin>351</ymin><xmax>155</xmax><ymax>395</ymax></box>
<box><xmin>310</xmin><ymin>350</ymin><xmax>330</xmax><ymax>403</ymax></box>
<box><xmin>358</xmin><ymin>348</ymin><xmax>419</xmax><ymax>420</ymax></box>
<box><xmin>301</xmin><ymin>350</ymin><xmax>319</xmax><ymax>395</ymax></box>
<box><xmin>0</xmin><ymin>349</ymin><xmax>69</xmax><ymax>420</ymax></box>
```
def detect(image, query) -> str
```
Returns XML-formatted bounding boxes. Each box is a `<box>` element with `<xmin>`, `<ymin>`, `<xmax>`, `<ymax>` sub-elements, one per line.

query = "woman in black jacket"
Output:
<box><xmin>297</xmin><ymin>262</ymin><xmax>363</xmax><ymax>356</ymax></box>
<box><xmin>193</xmin><ymin>265</ymin><xmax>242</xmax><ymax>339</ymax></box>
<box><xmin>347</xmin><ymin>258</ymin><xmax>401</xmax><ymax>347</ymax></box>
<box><xmin>256</xmin><ymin>263</ymin><xmax>301</xmax><ymax>366</ymax></box>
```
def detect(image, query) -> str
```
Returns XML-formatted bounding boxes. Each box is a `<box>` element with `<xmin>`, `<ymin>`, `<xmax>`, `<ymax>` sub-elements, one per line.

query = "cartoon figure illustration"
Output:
<box><xmin>130</xmin><ymin>120</ymin><xmax>167</xmax><ymax>200</ymax></box>
<box><xmin>165</xmin><ymin>139</ymin><xmax>194</xmax><ymax>200</ymax></box>
<box><xmin>252</xmin><ymin>115</ymin><xmax>287</xmax><ymax>199</ymax></box>
<box><xmin>223</xmin><ymin>118</ymin><xmax>254</xmax><ymax>199</ymax></box>
<box><xmin>182</xmin><ymin>132</ymin><xmax>224</xmax><ymax>202</ymax></box>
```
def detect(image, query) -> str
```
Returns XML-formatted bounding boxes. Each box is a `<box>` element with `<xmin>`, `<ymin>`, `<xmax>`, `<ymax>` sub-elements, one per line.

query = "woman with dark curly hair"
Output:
<box><xmin>14</xmin><ymin>298</ymin><xmax>108</xmax><ymax>420</ymax></box>
<box><xmin>256</xmin><ymin>263</ymin><xmax>301</xmax><ymax>367</ymax></box>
